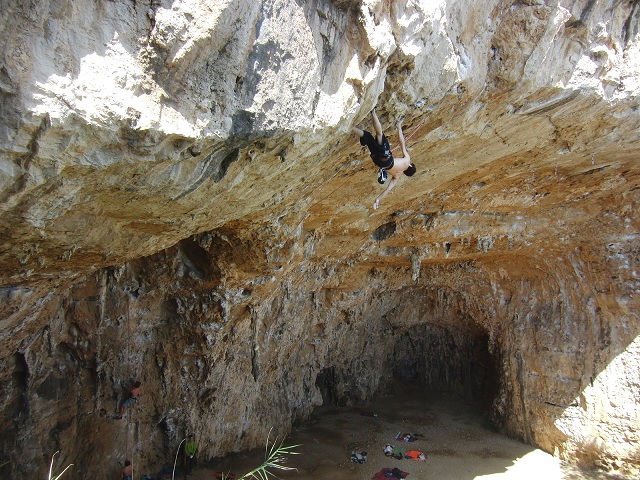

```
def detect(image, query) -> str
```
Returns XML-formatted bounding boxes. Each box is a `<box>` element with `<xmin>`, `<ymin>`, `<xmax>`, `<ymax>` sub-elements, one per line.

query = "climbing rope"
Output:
<box><xmin>391</xmin><ymin>116</ymin><xmax>428</xmax><ymax>152</ymax></box>
<box><xmin>124</xmin><ymin>289</ymin><xmax>135</xmax><ymax>480</ymax></box>
<box><xmin>125</xmin><ymin>290</ymin><xmax>132</xmax><ymax>380</ymax></box>
<box><xmin>308</xmin><ymin>164</ymin><xmax>367</xmax><ymax>210</ymax></box>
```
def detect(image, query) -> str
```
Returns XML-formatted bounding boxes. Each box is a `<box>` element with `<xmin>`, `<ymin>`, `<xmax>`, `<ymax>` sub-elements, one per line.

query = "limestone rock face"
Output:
<box><xmin>1</xmin><ymin>0</ymin><xmax>639</xmax><ymax>478</ymax></box>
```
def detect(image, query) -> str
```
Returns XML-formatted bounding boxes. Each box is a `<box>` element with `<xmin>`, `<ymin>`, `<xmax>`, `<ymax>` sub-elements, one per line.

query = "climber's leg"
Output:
<box><xmin>371</xmin><ymin>110</ymin><xmax>384</xmax><ymax>144</ymax></box>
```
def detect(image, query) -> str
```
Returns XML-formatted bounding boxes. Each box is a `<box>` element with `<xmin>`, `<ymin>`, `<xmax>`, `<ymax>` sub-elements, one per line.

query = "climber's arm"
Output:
<box><xmin>396</xmin><ymin>120</ymin><xmax>409</xmax><ymax>159</ymax></box>
<box><xmin>373</xmin><ymin>176</ymin><xmax>398</xmax><ymax>209</ymax></box>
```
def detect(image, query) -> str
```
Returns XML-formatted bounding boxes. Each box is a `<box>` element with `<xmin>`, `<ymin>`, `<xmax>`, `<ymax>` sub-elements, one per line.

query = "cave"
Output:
<box><xmin>315</xmin><ymin>300</ymin><xmax>500</xmax><ymax>412</ymax></box>
<box><xmin>392</xmin><ymin>322</ymin><xmax>499</xmax><ymax>410</ymax></box>
<box><xmin>1</xmin><ymin>0</ymin><xmax>640</xmax><ymax>479</ymax></box>
<box><xmin>316</xmin><ymin>367</ymin><xmax>340</xmax><ymax>407</ymax></box>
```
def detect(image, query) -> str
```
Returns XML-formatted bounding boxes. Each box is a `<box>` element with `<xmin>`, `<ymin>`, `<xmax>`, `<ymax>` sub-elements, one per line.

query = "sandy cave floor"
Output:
<box><xmin>187</xmin><ymin>385</ymin><xmax>624</xmax><ymax>480</ymax></box>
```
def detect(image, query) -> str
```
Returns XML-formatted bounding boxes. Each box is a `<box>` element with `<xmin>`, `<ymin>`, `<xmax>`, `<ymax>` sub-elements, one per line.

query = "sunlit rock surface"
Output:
<box><xmin>1</xmin><ymin>0</ymin><xmax>639</xmax><ymax>478</ymax></box>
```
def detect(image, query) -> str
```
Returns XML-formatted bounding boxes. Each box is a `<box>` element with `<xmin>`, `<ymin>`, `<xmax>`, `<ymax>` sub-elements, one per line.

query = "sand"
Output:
<box><xmin>189</xmin><ymin>385</ymin><xmax>623</xmax><ymax>480</ymax></box>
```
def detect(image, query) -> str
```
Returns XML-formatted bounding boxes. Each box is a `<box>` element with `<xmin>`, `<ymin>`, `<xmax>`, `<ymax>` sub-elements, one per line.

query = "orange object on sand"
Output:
<box><xmin>404</xmin><ymin>450</ymin><xmax>426</xmax><ymax>461</ymax></box>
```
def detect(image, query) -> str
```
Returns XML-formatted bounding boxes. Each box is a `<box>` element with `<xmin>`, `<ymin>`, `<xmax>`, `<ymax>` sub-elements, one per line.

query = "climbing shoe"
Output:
<box><xmin>377</xmin><ymin>168</ymin><xmax>387</xmax><ymax>184</ymax></box>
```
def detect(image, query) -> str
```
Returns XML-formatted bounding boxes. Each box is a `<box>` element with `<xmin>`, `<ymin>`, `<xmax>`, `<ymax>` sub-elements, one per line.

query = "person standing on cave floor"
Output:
<box><xmin>351</xmin><ymin>109</ymin><xmax>416</xmax><ymax>209</ymax></box>
<box><xmin>184</xmin><ymin>433</ymin><xmax>198</xmax><ymax>477</ymax></box>
<box><xmin>121</xmin><ymin>460</ymin><xmax>133</xmax><ymax>480</ymax></box>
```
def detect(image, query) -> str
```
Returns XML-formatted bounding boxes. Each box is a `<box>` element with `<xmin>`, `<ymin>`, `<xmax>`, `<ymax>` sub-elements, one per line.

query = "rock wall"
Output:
<box><xmin>1</xmin><ymin>0</ymin><xmax>639</xmax><ymax>478</ymax></box>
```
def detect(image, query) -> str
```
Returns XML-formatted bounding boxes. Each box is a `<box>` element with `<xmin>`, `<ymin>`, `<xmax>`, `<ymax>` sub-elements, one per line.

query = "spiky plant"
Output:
<box><xmin>48</xmin><ymin>451</ymin><xmax>73</xmax><ymax>480</ymax></box>
<box><xmin>222</xmin><ymin>430</ymin><xmax>300</xmax><ymax>480</ymax></box>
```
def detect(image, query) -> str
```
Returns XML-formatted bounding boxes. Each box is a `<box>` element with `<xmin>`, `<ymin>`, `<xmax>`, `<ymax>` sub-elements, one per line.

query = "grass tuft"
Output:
<box><xmin>48</xmin><ymin>451</ymin><xmax>73</xmax><ymax>480</ymax></box>
<box><xmin>222</xmin><ymin>430</ymin><xmax>300</xmax><ymax>480</ymax></box>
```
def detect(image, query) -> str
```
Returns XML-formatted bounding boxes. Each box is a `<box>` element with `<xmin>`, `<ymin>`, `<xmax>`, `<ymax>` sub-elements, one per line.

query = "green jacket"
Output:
<box><xmin>185</xmin><ymin>440</ymin><xmax>197</xmax><ymax>457</ymax></box>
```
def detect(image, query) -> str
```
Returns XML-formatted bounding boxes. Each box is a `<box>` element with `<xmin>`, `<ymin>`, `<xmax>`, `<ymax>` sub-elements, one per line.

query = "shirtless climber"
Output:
<box><xmin>118</xmin><ymin>380</ymin><xmax>142</xmax><ymax>416</ymax></box>
<box><xmin>121</xmin><ymin>460</ymin><xmax>133</xmax><ymax>480</ymax></box>
<box><xmin>352</xmin><ymin>109</ymin><xmax>416</xmax><ymax>209</ymax></box>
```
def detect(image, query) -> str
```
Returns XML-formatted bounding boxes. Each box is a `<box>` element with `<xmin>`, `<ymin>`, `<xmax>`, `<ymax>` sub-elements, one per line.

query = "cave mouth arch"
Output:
<box><xmin>392</xmin><ymin>323</ymin><xmax>500</xmax><ymax>411</ymax></box>
<box><xmin>315</xmin><ymin>321</ymin><xmax>500</xmax><ymax>415</ymax></box>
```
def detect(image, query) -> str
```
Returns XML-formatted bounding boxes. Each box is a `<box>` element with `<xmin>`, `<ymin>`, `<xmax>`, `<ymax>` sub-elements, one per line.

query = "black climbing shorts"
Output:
<box><xmin>360</xmin><ymin>130</ymin><xmax>394</xmax><ymax>169</ymax></box>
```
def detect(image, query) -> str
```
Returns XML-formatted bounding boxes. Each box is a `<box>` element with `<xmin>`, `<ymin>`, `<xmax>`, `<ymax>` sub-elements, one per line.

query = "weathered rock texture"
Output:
<box><xmin>1</xmin><ymin>0</ymin><xmax>639</xmax><ymax>478</ymax></box>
